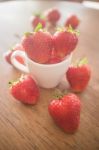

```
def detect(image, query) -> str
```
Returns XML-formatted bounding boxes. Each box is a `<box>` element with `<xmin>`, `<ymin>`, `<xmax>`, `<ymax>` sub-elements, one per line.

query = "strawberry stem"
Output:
<box><xmin>34</xmin><ymin>23</ymin><xmax>43</xmax><ymax>32</ymax></box>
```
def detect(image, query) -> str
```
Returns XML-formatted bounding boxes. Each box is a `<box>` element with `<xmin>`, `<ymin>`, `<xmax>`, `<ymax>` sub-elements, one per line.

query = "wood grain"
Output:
<box><xmin>0</xmin><ymin>1</ymin><xmax>99</xmax><ymax>150</ymax></box>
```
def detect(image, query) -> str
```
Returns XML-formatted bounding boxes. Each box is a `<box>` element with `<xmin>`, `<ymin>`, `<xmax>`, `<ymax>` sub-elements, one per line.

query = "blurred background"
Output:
<box><xmin>0</xmin><ymin>0</ymin><xmax>99</xmax><ymax>2</ymax></box>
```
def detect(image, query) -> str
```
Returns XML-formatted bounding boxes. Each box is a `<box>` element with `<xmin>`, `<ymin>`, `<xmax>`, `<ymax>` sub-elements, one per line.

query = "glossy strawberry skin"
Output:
<box><xmin>66</xmin><ymin>65</ymin><xmax>91</xmax><ymax>92</ymax></box>
<box><xmin>48</xmin><ymin>93</ymin><xmax>81</xmax><ymax>133</ymax></box>
<box><xmin>22</xmin><ymin>31</ymin><xmax>53</xmax><ymax>64</ymax></box>
<box><xmin>65</xmin><ymin>15</ymin><xmax>80</xmax><ymax>29</ymax></box>
<box><xmin>45</xmin><ymin>8</ymin><xmax>61</xmax><ymax>24</ymax></box>
<box><xmin>53</xmin><ymin>31</ymin><xmax>78</xmax><ymax>58</ymax></box>
<box><xmin>10</xmin><ymin>75</ymin><xmax>39</xmax><ymax>105</ymax></box>
<box><xmin>30</xmin><ymin>16</ymin><xmax>46</xmax><ymax>28</ymax></box>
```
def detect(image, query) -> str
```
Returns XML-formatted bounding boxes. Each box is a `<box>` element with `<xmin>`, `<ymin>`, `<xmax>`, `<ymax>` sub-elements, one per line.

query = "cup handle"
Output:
<box><xmin>11</xmin><ymin>50</ymin><xmax>29</xmax><ymax>73</ymax></box>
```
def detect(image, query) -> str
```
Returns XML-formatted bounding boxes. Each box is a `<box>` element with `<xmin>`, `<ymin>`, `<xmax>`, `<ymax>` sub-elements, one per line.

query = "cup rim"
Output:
<box><xmin>27</xmin><ymin>53</ymin><xmax>72</xmax><ymax>68</ymax></box>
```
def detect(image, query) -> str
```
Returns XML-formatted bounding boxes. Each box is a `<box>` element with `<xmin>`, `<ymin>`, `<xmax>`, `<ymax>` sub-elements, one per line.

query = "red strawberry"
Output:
<box><xmin>48</xmin><ymin>93</ymin><xmax>81</xmax><ymax>133</ymax></box>
<box><xmin>53</xmin><ymin>27</ymin><xmax>78</xmax><ymax>59</ymax></box>
<box><xmin>13</xmin><ymin>43</ymin><xmax>24</xmax><ymax>51</ymax></box>
<box><xmin>9</xmin><ymin>75</ymin><xmax>40</xmax><ymax>105</ymax></box>
<box><xmin>30</xmin><ymin>13</ymin><xmax>46</xmax><ymax>28</ymax></box>
<box><xmin>45</xmin><ymin>8</ymin><xmax>61</xmax><ymax>24</ymax></box>
<box><xmin>4</xmin><ymin>43</ymin><xmax>25</xmax><ymax>65</ymax></box>
<box><xmin>66</xmin><ymin>58</ymin><xmax>91</xmax><ymax>92</ymax></box>
<box><xmin>47</xmin><ymin>56</ymin><xmax>62</xmax><ymax>64</ymax></box>
<box><xmin>46</xmin><ymin>50</ymin><xmax>62</xmax><ymax>64</ymax></box>
<box><xmin>4</xmin><ymin>50</ymin><xmax>13</xmax><ymax>64</ymax></box>
<box><xmin>22</xmin><ymin>23</ymin><xmax>53</xmax><ymax>64</ymax></box>
<box><xmin>65</xmin><ymin>15</ymin><xmax>80</xmax><ymax>29</ymax></box>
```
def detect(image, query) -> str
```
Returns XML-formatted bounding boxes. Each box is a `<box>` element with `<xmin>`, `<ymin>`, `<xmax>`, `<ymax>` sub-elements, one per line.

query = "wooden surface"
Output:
<box><xmin>0</xmin><ymin>1</ymin><xmax>99</xmax><ymax>150</ymax></box>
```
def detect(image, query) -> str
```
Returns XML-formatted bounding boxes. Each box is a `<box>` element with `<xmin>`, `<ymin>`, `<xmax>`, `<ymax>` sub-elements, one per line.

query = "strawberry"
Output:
<box><xmin>4</xmin><ymin>43</ymin><xmax>25</xmax><ymax>65</ymax></box>
<box><xmin>48</xmin><ymin>92</ymin><xmax>81</xmax><ymax>133</ymax></box>
<box><xmin>30</xmin><ymin>13</ymin><xmax>46</xmax><ymax>29</ymax></box>
<box><xmin>53</xmin><ymin>26</ymin><xmax>78</xmax><ymax>59</ymax></box>
<box><xmin>66</xmin><ymin>58</ymin><xmax>91</xmax><ymax>92</ymax></box>
<box><xmin>9</xmin><ymin>75</ymin><xmax>40</xmax><ymax>105</ymax></box>
<box><xmin>65</xmin><ymin>15</ymin><xmax>80</xmax><ymax>29</ymax></box>
<box><xmin>45</xmin><ymin>8</ymin><xmax>61</xmax><ymax>24</ymax></box>
<box><xmin>46</xmin><ymin>50</ymin><xmax>62</xmax><ymax>64</ymax></box>
<box><xmin>13</xmin><ymin>43</ymin><xmax>24</xmax><ymax>51</ymax></box>
<box><xmin>4</xmin><ymin>50</ymin><xmax>13</xmax><ymax>64</ymax></box>
<box><xmin>22</xmin><ymin>23</ymin><xmax>53</xmax><ymax>64</ymax></box>
<box><xmin>47</xmin><ymin>56</ymin><xmax>62</xmax><ymax>64</ymax></box>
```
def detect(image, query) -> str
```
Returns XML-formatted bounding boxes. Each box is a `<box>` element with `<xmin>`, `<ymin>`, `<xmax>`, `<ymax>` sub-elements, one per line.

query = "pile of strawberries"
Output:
<box><xmin>9</xmin><ymin>57</ymin><xmax>91</xmax><ymax>133</ymax></box>
<box><xmin>30</xmin><ymin>8</ymin><xmax>80</xmax><ymax>29</ymax></box>
<box><xmin>4</xmin><ymin>8</ymin><xmax>91</xmax><ymax>134</ymax></box>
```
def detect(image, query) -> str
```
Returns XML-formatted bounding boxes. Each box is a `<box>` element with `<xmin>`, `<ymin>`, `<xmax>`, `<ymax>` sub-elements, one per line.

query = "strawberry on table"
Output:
<box><xmin>66</xmin><ymin>58</ymin><xmax>91</xmax><ymax>92</ymax></box>
<box><xmin>22</xmin><ymin>23</ymin><xmax>53</xmax><ymax>64</ymax></box>
<box><xmin>53</xmin><ymin>26</ymin><xmax>78</xmax><ymax>59</ymax></box>
<box><xmin>45</xmin><ymin>8</ymin><xmax>61</xmax><ymax>25</ymax></box>
<box><xmin>9</xmin><ymin>75</ymin><xmax>40</xmax><ymax>105</ymax></box>
<box><xmin>4</xmin><ymin>43</ymin><xmax>25</xmax><ymax>65</ymax></box>
<box><xmin>65</xmin><ymin>15</ymin><xmax>80</xmax><ymax>29</ymax></box>
<box><xmin>30</xmin><ymin>13</ymin><xmax>46</xmax><ymax>29</ymax></box>
<box><xmin>48</xmin><ymin>92</ymin><xmax>81</xmax><ymax>133</ymax></box>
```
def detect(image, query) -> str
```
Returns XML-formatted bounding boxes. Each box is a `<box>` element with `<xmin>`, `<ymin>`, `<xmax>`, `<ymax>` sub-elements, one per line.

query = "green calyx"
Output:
<box><xmin>67</xmin><ymin>25</ymin><xmax>80</xmax><ymax>36</ymax></box>
<box><xmin>53</xmin><ymin>89</ymin><xmax>67</xmax><ymax>100</ymax></box>
<box><xmin>56</xmin><ymin>25</ymin><xmax>80</xmax><ymax>35</ymax></box>
<box><xmin>24</xmin><ymin>32</ymin><xmax>33</xmax><ymax>37</ymax></box>
<box><xmin>34</xmin><ymin>23</ymin><xmax>43</xmax><ymax>32</ymax></box>
<box><xmin>74</xmin><ymin>57</ymin><xmax>88</xmax><ymax>67</ymax></box>
<box><xmin>8</xmin><ymin>80</ymin><xmax>17</xmax><ymax>88</ymax></box>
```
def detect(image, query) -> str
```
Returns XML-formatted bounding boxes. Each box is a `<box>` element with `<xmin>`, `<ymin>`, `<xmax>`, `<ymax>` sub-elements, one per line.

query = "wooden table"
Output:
<box><xmin>0</xmin><ymin>1</ymin><xmax>99</xmax><ymax>150</ymax></box>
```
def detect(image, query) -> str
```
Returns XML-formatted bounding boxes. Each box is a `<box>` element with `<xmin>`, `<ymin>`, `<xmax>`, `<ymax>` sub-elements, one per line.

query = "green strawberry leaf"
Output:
<box><xmin>67</xmin><ymin>25</ymin><xmax>80</xmax><ymax>36</ymax></box>
<box><xmin>78</xmin><ymin>57</ymin><xmax>88</xmax><ymax>66</ymax></box>
<box><xmin>34</xmin><ymin>23</ymin><xmax>43</xmax><ymax>32</ymax></box>
<box><xmin>53</xmin><ymin>89</ymin><xmax>65</xmax><ymax>100</ymax></box>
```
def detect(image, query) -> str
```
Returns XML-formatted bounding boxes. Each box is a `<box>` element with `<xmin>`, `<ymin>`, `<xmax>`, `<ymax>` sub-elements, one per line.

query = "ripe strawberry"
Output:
<box><xmin>45</xmin><ymin>8</ymin><xmax>61</xmax><ymax>24</ymax></box>
<box><xmin>22</xmin><ymin>23</ymin><xmax>53</xmax><ymax>64</ymax></box>
<box><xmin>47</xmin><ymin>56</ymin><xmax>62</xmax><ymax>64</ymax></box>
<box><xmin>30</xmin><ymin>13</ymin><xmax>46</xmax><ymax>29</ymax></box>
<box><xmin>4</xmin><ymin>50</ymin><xmax>13</xmax><ymax>64</ymax></box>
<box><xmin>66</xmin><ymin>58</ymin><xmax>91</xmax><ymax>92</ymax></box>
<box><xmin>65</xmin><ymin>15</ymin><xmax>80</xmax><ymax>29</ymax></box>
<box><xmin>53</xmin><ymin>26</ymin><xmax>78</xmax><ymax>59</ymax></box>
<box><xmin>13</xmin><ymin>43</ymin><xmax>24</xmax><ymax>51</ymax></box>
<box><xmin>46</xmin><ymin>50</ymin><xmax>62</xmax><ymax>64</ymax></box>
<box><xmin>9</xmin><ymin>75</ymin><xmax>40</xmax><ymax>105</ymax></box>
<box><xmin>4</xmin><ymin>43</ymin><xmax>25</xmax><ymax>65</ymax></box>
<box><xmin>48</xmin><ymin>93</ymin><xmax>81</xmax><ymax>133</ymax></box>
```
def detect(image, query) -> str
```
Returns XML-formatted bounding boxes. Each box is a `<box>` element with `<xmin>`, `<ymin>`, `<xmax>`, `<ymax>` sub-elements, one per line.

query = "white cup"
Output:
<box><xmin>11</xmin><ymin>50</ymin><xmax>72</xmax><ymax>88</ymax></box>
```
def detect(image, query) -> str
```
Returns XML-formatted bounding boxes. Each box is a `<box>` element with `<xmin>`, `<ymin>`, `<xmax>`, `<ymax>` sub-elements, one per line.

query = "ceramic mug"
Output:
<box><xmin>11</xmin><ymin>50</ymin><xmax>72</xmax><ymax>88</ymax></box>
